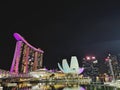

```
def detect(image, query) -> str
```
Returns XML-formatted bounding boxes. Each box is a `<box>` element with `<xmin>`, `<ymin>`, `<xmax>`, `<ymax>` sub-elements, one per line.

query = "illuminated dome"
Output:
<box><xmin>58</xmin><ymin>56</ymin><xmax>84</xmax><ymax>74</ymax></box>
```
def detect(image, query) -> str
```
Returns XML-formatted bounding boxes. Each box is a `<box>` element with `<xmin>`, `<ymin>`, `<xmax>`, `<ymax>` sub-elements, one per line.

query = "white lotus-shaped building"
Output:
<box><xmin>58</xmin><ymin>56</ymin><xmax>84</xmax><ymax>74</ymax></box>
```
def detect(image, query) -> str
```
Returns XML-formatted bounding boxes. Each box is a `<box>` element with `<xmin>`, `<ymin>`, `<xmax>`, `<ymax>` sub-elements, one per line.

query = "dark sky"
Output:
<box><xmin>1</xmin><ymin>1</ymin><xmax>120</xmax><ymax>71</ymax></box>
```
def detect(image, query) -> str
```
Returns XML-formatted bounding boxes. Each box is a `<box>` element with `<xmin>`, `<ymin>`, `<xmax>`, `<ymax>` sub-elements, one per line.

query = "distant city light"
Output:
<box><xmin>91</xmin><ymin>56</ymin><xmax>96</xmax><ymax>59</ymax></box>
<box><xmin>85</xmin><ymin>56</ymin><xmax>96</xmax><ymax>60</ymax></box>
<box><xmin>86</xmin><ymin>56</ymin><xmax>90</xmax><ymax>60</ymax></box>
<box><xmin>105</xmin><ymin>58</ymin><xmax>109</xmax><ymax>61</ymax></box>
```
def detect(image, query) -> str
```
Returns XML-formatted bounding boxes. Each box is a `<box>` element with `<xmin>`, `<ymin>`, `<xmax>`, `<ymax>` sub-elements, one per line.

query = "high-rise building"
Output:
<box><xmin>10</xmin><ymin>33</ymin><xmax>44</xmax><ymax>74</ymax></box>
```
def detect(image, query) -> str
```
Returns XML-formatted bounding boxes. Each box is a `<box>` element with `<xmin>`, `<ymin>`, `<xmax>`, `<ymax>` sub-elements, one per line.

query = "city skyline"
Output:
<box><xmin>1</xmin><ymin>1</ymin><xmax>120</xmax><ymax>71</ymax></box>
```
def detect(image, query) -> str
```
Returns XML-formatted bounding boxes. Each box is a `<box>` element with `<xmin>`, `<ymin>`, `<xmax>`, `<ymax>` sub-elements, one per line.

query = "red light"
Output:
<box><xmin>91</xmin><ymin>56</ymin><xmax>96</xmax><ymax>59</ymax></box>
<box><xmin>86</xmin><ymin>56</ymin><xmax>90</xmax><ymax>60</ymax></box>
<box><xmin>105</xmin><ymin>58</ymin><xmax>109</xmax><ymax>61</ymax></box>
<box><xmin>85</xmin><ymin>56</ymin><xmax>96</xmax><ymax>60</ymax></box>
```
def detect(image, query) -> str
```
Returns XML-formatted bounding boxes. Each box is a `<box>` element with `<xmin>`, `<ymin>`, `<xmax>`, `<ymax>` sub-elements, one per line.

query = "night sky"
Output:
<box><xmin>1</xmin><ymin>1</ymin><xmax>120</xmax><ymax>72</ymax></box>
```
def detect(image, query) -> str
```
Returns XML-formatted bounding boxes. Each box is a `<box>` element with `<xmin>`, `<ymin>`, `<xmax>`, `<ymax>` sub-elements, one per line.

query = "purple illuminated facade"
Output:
<box><xmin>10</xmin><ymin>33</ymin><xmax>44</xmax><ymax>74</ymax></box>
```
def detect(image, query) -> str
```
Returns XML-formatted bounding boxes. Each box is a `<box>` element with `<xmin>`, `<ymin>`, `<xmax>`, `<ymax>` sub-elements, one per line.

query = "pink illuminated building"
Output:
<box><xmin>10</xmin><ymin>33</ymin><xmax>44</xmax><ymax>74</ymax></box>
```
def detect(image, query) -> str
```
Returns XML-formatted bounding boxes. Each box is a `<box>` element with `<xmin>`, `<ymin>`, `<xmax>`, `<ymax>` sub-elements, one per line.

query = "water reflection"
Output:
<box><xmin>63</xmin><ymin>86</ymin><xmax>85</xmax><ymax>90</ymax></box>
<box><xmin>3</xmin><ymin>82</ymin><xmax>120</xmax><ymax>90</ymax></box>
<box><xmin>32</xmin><ymin>83</ymin><xmax>65</xmax><ymax>90</ymax></box>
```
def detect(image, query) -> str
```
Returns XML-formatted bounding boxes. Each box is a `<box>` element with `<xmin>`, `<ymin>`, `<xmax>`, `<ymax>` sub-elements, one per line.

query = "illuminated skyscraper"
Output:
<box><xmin>10</xmin><ymin>33</ymin><xmax>44</xmax><ymax>74</ymax></box>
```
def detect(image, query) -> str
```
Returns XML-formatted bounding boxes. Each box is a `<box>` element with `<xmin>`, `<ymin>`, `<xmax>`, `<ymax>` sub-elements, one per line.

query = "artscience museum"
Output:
<box><xmin>58</xmin><ymin>56</ymin><xmax>84</xmax><ymax>74</ymax></box>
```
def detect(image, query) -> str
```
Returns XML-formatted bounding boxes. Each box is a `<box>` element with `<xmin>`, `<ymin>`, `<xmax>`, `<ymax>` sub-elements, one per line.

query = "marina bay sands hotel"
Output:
<box><xmin>10</xmin><ymin>33</ymin><xmax>44</xmax><ymax>74</ymax></box>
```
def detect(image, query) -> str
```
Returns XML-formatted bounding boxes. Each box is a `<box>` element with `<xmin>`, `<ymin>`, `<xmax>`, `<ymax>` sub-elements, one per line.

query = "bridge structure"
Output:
<box><xmin>10</xmin><ymin>33</ymin><xmax>44</xmax><ymax>74</ymax></box>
